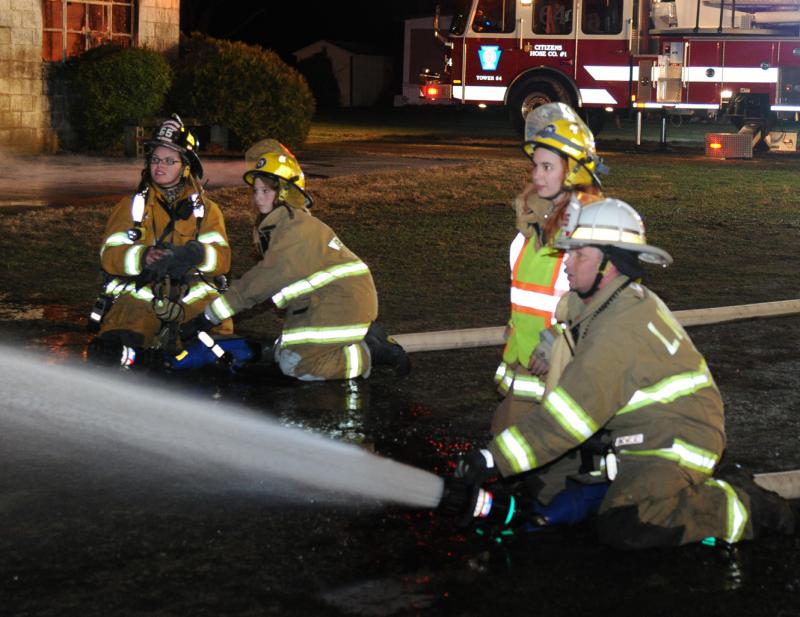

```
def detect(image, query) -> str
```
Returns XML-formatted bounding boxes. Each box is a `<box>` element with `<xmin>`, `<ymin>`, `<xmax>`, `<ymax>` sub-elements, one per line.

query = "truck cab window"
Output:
<box><xmin>472</xmin><ymin>0</ymin><xmax>517</xmax><ymax>33</ymax></box>
<box><xmin>581</xmin><ymin>0</ymin><xmax>623</xmax><ymax>34</ymax></box>
<box><xmin>449</xmin><ymin>0</ymin><xmax>473</xmax><ymax>35</ymax></box>
<box><xmin>532</xmin><ymin>0</ymin><xmax>574</xmax><ymax>35</ymax></box>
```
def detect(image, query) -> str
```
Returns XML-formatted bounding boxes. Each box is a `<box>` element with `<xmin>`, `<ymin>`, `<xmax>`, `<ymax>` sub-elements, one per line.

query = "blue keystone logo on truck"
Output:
<box><xmin>478</xmin><ymin>46</ymin><xmax>501</xmax><ymax>71</ymax></box>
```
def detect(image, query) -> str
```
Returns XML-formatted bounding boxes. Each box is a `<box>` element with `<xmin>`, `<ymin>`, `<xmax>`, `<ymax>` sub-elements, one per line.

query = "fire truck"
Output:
<box><xmin>421</xmin><ymin>0</ymin><xmax>800</xmax><ymax>138</ymax></box>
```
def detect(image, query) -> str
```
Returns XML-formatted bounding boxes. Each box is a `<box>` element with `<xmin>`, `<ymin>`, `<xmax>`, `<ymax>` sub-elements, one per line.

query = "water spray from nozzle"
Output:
<box><xmin>0</xmin><ymin>345</ymin><xmax>445</xmax><ymax>509</ymax></box>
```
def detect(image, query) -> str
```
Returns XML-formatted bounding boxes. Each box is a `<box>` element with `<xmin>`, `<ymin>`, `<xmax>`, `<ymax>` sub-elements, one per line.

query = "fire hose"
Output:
<box><xmin>392</xmin><ymin>298</ymin><xmax>800</xmax><ymax>353</ymax></box>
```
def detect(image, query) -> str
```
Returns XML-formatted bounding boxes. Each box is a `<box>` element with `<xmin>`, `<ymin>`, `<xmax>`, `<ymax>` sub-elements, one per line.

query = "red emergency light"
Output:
<box><xmin>423</xmin><ymin>85</ymin><xmax>440</xmax><ymax>98</ymax></box>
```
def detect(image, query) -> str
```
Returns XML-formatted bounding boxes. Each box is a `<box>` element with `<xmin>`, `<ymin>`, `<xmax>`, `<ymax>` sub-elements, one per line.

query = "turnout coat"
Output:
<box><xmin>488</xmin><ymin>276</ymin><xmax>757</xmax><ymax>548</ymax></box>
<box><xmin>98</xmin><ymin>182</ymin><xmax>232</xmax><ymax>347</ymax></box>
<box><xmin>205</xmin><ymin>204</ymin><xmax>378</xmax><ymax>381</ymax></box>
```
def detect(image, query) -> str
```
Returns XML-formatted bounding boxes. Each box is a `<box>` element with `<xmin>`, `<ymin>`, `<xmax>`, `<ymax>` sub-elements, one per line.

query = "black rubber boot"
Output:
<box><xmin>716</xmin><ymin>462</ymin><xmax>796</xmax><ymax>537</ymax></box>
<box><xmin>364</xmin><ymin>322</ymin><xmax>411</xmax><ymax>376</ymax></box>
<box><xmin>86</xmin><ymin>330</ymin><xmax>143</xmax><ymax>366</ymax></box>
<box><xmin>86</xmin><ymin>336</ymin><xmax>124</xmax><ymax>366</ymax></box>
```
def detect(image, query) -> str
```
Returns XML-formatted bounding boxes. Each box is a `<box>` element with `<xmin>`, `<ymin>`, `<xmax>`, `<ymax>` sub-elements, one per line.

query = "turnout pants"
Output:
<box><xmin>524</xmin><ymin>455</ymin><xmax>754</xmax><ymax>549</ymax></box>
<box><xmin>100</xmin><ymin>292</ymin><xmax>233</xmax><ymax>349</ymax></box>
<box><xmin>598</xmin><ymin>458</ymin><xmax>754</xmax><ymax>549</ymax></box>
<box><xmin>275</xmin><ymin>340</ymin><xmax>371</xmax><ymax>381</ymax></box>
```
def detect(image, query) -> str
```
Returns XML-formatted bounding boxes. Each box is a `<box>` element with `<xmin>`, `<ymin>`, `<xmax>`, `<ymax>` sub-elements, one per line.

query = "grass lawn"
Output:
<box><xmin>0</xmin><ymin>135</ymin><xmax>797</xmax><ymax>343</ymax></box>
<box><xmin>307</xmin><ymin>106</ymin><xmax>517</xmax><ymax>143</ymax></box>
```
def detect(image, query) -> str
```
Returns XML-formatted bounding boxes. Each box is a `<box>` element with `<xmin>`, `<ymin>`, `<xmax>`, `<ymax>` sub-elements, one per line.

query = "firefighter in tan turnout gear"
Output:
<box><xmin>180</xmin><ymin>139</ymin><xmax>409</xmax><ymax>381</ymax></box>
<box><xmin>442</xmin><ymin>198</ymin><xmax>795</xmax><ymax>549</ymax></box>
<box><xmin>91</xmin><ymin>115</ymin><xmax>232</xmax><ymax>362</ymax></box>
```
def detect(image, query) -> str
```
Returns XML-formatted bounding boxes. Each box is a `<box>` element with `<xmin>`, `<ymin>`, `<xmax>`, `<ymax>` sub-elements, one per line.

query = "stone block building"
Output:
<box><xmin>0</xmin><ymin>0</ymin><xmax>180</xmax><ymax>154</ymax></box>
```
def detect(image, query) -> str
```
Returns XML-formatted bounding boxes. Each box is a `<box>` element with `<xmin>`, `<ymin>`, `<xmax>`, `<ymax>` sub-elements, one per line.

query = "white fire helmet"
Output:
<box><xmin>555</xmin><ymin>198</ymin><xmax>673</xmax><ymax>266</ymax></box>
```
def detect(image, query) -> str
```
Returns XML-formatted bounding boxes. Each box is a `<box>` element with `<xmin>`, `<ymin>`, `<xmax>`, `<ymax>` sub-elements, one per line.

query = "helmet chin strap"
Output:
<box><xmin>541</xmin><ymin>187</ymin><xmax>568</xmax><ymax>210</ymax></box>
<box><xmin>542</xmin><ymin>187</ymin><xmax>565</xmax><ymax>202</ymax></box>
<box><xmin>577</xmin><ymin>252</ymin><xmax>611</xmax><ymax>299</ymax></box>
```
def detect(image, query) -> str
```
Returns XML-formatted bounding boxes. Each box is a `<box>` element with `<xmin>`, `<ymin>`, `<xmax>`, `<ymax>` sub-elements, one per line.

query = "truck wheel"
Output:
<box><xmin>507</xmin><ymin>78</ymin><xmax>571</xmax><ymax>135</ymax></box>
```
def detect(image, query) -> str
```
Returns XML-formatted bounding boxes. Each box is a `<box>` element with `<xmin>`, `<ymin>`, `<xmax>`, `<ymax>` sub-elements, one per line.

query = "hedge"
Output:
<box><xmin>67</xmin><ymin>45</ymin><xmax>172</xmax><ymax>152</ymax></box>
<box><xmin>169</xmin><ymin>33</ymin><xmax>315</xmax><ymax>150</ymax></box>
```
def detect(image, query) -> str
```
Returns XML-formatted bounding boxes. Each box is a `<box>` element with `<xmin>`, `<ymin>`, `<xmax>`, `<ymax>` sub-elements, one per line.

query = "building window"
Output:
<box><xmin>42</xmin><ymin>0</ymin><xmax>134</xmax><ymax>62</ymax></box>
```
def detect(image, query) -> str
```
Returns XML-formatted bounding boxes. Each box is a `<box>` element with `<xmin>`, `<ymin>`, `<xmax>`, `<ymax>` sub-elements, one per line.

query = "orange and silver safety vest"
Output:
<box><xmin>494</xmin><ymin>231</ymin><xmax>569</xmax><ymax>401</ymax></box>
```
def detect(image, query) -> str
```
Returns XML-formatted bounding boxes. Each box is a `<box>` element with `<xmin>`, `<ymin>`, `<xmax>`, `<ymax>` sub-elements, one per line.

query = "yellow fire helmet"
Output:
<box><xmin>243</xmin><ymin>139</ymin><xmax>312</xmax><ymax>209</ymax></box>
<box><xmin>522</xmin><ymin>102</ymin><xmax>608</xmax><ymax>189</ymax></box>
<box><xmin>555</xmin><ymin>198</ymin><xmax>672</xmax><ymax>266</ymax></box>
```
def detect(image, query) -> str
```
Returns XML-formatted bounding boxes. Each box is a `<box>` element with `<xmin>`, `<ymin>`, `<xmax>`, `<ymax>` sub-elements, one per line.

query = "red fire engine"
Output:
<box><xmin>421</xmin><ymin>0</ymin><xmax>800</xmax><ymax>137</ymax></box>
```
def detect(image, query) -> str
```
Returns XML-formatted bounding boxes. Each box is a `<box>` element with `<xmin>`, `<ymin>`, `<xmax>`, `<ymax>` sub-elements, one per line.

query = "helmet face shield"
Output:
<box><xmin>524</xmin><ymin>102</ymin><xmax>585</xmax><ymax>144</ymax></box>
<box><xmin>555</xmin><ymin>198</ymin><xmax>673</xmax><ymax>267</ymax></box>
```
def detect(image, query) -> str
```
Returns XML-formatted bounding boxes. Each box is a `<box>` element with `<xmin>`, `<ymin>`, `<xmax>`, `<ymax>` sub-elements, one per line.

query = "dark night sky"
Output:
<box><xmin>180</xmin><ymin>1</ymin><xmax>443</xmax><ymax>61</ymax></box>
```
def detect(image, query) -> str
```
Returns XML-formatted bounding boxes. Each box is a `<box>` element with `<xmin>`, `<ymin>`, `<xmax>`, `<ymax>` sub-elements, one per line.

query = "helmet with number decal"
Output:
<box><xmin>243</xmin><ymin>139</ymin><xmax>312</xmax><ymax>209</ymax></box>
<box><xmin>522</xmin><ymin>102</ymin><xmax>607</xmax><ymax>189</ymax></box>
<box><xmin>144</xmin><ymin>114</ymin><xmax>203</xmax><ymax>179</ymax></box>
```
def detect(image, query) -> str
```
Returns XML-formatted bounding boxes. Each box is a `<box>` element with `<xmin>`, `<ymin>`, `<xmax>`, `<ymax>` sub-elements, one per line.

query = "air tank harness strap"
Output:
<box><xmin>128</xmin><ymin>189</ymin><xmax>206</xmax><ymax>246</ymax></box>
<box><xmin>154</xmin><ymin>192</ymin><xmax>206</xmax><ymax>245</ymax></box>
<box><xmin>127</xmin><ymin>188</ymin><xmax>149</xmax><ymax>242</ymax></box>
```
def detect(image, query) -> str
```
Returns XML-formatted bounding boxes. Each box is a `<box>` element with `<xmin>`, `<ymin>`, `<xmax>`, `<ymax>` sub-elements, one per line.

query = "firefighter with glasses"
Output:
<box><xmin>493</xmin><ymin>102</ymin><xmax>608</xmax><ymax>434</ymax></box>
<box><xmin>443</xmin><ymin>198</ymin><xmax>795</xmax><ymax>549</ymax></box>
<box><xmin>89</xmin><ymin>114</ymin><xmax>232</xmax><ymax>364</ymax></box>
<box><xmin>180</xmin><ymin>139</ymin><xmax>410</xmax><ymax>381</ymax></box>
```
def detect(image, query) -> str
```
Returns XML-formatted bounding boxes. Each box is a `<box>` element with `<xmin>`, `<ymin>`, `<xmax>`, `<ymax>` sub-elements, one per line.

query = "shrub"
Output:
<box><xmin>169</xmin><ymin>33</ymin><xmax>315</xmax><ymax>150</ymax></box>
<box><xmin>67</xmin><ymin>45</ymin><xmax>172</xmax><ymax>152</ymax></box>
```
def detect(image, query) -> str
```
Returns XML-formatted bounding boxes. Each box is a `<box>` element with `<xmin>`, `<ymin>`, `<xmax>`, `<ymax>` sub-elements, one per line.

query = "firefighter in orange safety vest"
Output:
<box><xmin>493</xmin><ymin>102</ymin><xmax>608</xmax><ymax>434</ymax></box>
<box><xmin>179</xmin><ymin>139</ymin><xmax>410</xmax><ymax>381</ymax></box>
<box><xmin>90</xmin><ymin>115</ymin><xmax>232</xmax><ymax>363</ymax></box>
<box><xmin>442</xmin><ymin>198</ymin><xmax>795</xmax><ymax>549</ymax></box>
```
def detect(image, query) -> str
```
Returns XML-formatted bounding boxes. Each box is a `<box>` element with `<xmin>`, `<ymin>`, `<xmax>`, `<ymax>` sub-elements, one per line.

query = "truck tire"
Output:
<box><xmin>507</xmin><ymin>77</ymin><xmax>572</xmax><ymax>135</ymax></box>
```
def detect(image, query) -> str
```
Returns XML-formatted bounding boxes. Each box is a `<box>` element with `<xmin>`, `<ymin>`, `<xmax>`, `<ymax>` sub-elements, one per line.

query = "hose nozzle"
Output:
<box><xmin>437</xmin><ymin>476</ymin><xmax>521</xmax><ymax>528</ymax></box>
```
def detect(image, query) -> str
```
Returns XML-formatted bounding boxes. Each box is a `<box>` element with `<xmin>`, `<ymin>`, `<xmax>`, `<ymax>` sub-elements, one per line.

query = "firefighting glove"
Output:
<box><xmin>179</xmin><ymin>311</ymin><xmax>216</xmax><ymax>343</ymax></box>
<box><xmin>455</xmin><ymin>448</ymin><xmax>497</xmax><ymax>486</ymax></box>
<box><xmin>135</xmin><ymin>248</ymin><xmax>174</xmax><ymax>290</ymax></box>
<box><xmin>164</xmin><ymin>240</ymin><xmax>205</xmax><ymax>279</ymax></box>
<box><xmin>438</xmin><ymin>476</ymin><xmax>481</xmax><ymax>527</ymax></box>
<box><xmin>532</xmin><ymin>326</ymin><xmax>557</xmax><ymax>368</ymax></box>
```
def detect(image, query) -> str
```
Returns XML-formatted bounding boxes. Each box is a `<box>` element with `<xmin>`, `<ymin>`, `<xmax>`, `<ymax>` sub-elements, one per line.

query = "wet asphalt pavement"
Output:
<box><xmin>0</xmin><ymin>144</ymin><xmax>469</xmax><ymax>211</ymax></box>
<box><xmin>1</xmin><ymin>313</ymin><xmax>799</xmax><ymax>617</ymax></box>
<box><xmin>2</xmin><ymin>133</ymin><xmax>800</xmax><ymax>615</ymax></box>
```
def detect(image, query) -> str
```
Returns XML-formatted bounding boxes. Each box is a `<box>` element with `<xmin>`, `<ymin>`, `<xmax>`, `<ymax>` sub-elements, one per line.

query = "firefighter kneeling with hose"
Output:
<box><xmin>440</xmin><ymin>198</ymin><xmax>796</xmax><ymax>549</ymax></box>
<box><xmin>178</xmin><ymin>139</ymin><xmax>410</xmax><ymax>381</ymax></box>
<box><xmin>88</xmin><ymin>115</ymin><xmax>234</xmax><ymax>367</ymax></box>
